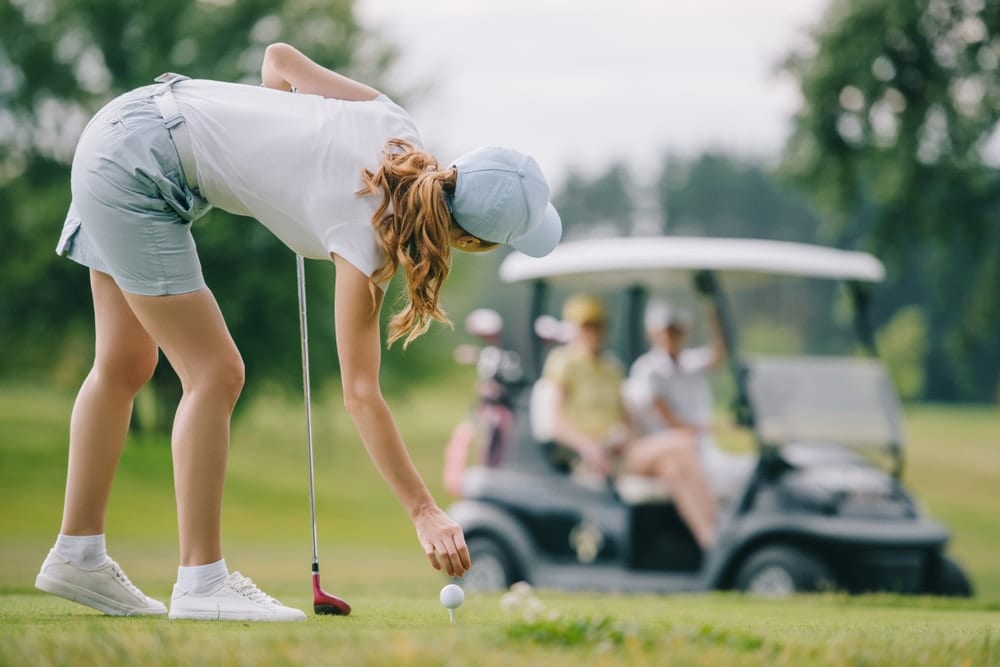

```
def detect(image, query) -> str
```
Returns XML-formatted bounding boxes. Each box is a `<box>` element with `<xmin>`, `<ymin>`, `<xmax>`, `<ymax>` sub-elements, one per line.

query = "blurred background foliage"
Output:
<box><xmin>0</xmin><ymin>0</ymin><xmax>997</xmax><ymax>436</ymax></box>
<box><xmin>783</xmin><ymin>0</ymin><xmax>1000</xmax><ymax>403</ymax></box>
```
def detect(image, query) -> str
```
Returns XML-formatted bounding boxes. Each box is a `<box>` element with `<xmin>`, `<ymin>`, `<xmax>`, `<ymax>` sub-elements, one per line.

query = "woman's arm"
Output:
<box><xmin>331</xmin><ymin>255</ymin><xmax>470</xmax><ymax>577</ymax></box>
<box><xmin>705</xmin><ymin>303</ymin><xmax>728</xmax><ymax>370</ymax></box>
<box><xmin>261</xmin><ymin>42</ymin><xmax>381</xmax><ymax>101</ymax></box>
<box><xmin>652</xmin><ymin>397</ymin><xmax>699</xmax><ymax>432</ymax></box>
<box><xmin>549</xmin><ymin>385</ymin><xmax>610</xmax><ymax>475</ymax></box>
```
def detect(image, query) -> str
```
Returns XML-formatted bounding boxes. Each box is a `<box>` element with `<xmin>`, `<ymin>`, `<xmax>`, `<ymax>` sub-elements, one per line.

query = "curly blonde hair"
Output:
<box><xmin>357</xmin><ymin>139</ymin><xmax>460</xmax><ymax>348</ymax></box>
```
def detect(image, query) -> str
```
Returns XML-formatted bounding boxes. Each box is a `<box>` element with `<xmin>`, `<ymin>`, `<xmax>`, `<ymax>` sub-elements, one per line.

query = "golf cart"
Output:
<box><xmin>446</xmin><ymin>237</ymin><xmax>972</xmax><ymax>597</ymax></box>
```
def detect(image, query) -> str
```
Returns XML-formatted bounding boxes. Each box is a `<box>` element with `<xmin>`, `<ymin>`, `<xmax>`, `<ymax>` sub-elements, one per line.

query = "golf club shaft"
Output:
<box><xmin>297</xmin><ymin>254</ymin><xmax>320</xmax><ymax>566</ymax></box>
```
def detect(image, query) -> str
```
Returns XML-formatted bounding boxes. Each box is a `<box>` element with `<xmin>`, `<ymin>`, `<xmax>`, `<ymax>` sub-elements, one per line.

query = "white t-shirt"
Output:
<box><xmin>626</xmin><ymin>346</ymin><xmax>715</xmax><ymax>435</ymax></box>
<box><xmin>173</xmin><ymin>79</ymin><xmax>421</xmax><ymax>277</ymax></box>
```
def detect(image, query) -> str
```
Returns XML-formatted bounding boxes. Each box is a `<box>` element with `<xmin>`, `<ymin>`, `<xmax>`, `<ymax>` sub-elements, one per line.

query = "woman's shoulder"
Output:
<box><xmin>359</xmin><ymin>94</ymin><xmax>422</xmax><ymax>146</ymax></box>
<box><xmin>598</xmin><ymin>351</ymin><xmax>625</xmax><ymax>376</ymax></box>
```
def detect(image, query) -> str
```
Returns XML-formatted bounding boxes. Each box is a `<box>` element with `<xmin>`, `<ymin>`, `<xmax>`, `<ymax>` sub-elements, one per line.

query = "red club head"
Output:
<box><xmin>312</xmin><ymin>572</ymin><xmax>351</xmax><ymax>615</ymax></box>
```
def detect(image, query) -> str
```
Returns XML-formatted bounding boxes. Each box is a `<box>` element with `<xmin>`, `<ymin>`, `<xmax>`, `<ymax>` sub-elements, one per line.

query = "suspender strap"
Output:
<box><xmin>152</xmin><ymin>73</ymin><xmax>198</xmax><ymax>192</ymax></box>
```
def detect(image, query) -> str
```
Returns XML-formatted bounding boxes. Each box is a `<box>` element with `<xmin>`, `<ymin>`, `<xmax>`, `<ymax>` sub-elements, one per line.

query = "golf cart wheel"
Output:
<box><xmin>924</xmin><ymin>556</ymin><xmax>973</xmax><ymax>597</ymax></box>
<box><xmin>462</xmin><ymin>536</ymin><xmax>516</xmax><ymax>592</ymax></box>
<box><xmin>735</xmin><ymin>545</ymin><xmax>834</xmax><ymax>597</ymax></box>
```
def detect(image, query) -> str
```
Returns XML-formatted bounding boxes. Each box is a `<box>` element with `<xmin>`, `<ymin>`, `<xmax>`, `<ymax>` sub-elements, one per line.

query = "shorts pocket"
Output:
<box><xmin>55</xmin><ymin>204</ymin><xmax>83</xmax><ymax>255</ymax></box>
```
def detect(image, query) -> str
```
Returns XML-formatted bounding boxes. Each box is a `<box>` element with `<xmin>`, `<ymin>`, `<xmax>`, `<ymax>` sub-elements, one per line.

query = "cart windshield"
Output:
<box><xmin>745</xmin><ymin>356</ymin><xmax>904</xmax><ymax>450</ymax></box>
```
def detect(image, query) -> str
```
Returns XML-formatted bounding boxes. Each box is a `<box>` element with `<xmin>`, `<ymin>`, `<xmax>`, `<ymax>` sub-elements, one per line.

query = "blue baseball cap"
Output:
<box><xmin>448</xmin><ymin>146</ymin><xmax>562</xmax><ymax>257</ymax></box>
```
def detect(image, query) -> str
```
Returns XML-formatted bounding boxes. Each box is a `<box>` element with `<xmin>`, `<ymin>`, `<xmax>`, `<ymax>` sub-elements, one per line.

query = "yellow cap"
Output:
<box><xmin>562</xmin><ymin>294</ymin><xmax>606</xmax><ymax>325</ymax></box>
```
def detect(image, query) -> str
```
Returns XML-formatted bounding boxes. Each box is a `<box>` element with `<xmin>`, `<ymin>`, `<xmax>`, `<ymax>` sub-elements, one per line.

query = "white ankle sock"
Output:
<box><xmin>54</xmin><ymin>534</ymin><xmax>110</xmax><ymax>569</ymax></box>
<box><xmin>176</xmin><ymin>559</ymin><xmax>228</xmax><ymax>595</ymax></box>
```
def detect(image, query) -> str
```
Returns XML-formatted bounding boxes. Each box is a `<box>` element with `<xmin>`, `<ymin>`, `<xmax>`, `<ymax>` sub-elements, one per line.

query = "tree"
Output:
<box><xmin>657</xmin><ymin>153</ymin><xmax>823</xmax><ymax>242</ymax></box>
<box><xmin>552</xmin><ymin>163</ymin><xmax>636</xmax><ymax>238</ymax></box>
<box><xmin>0</xmin><ymin>0</ymin><xmax>456</xmax><ymax>429</ymax></box>
<box><xmin>782</xmin><ymin>0</ymin><xmax>1000</xmax><ymax>401</ymax></box>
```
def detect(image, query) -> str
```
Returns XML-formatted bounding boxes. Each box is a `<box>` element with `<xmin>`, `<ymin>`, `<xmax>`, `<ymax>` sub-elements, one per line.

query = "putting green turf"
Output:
<box><xmin>1</xmin><ymin>381</ymin><xmax>998</xmax><ymax>665</ymax></box>
<box><xmin>1</xmin><ymin>590</ymin><xmax>998</xmax><ymax>666</ymax></box>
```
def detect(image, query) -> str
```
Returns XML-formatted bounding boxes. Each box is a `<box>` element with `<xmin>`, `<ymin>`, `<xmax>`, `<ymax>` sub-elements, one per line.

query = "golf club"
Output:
<box><xmin>297</xmin><ymin>254</ymin><xmax>352</xmax><ymax>616</ymax></box>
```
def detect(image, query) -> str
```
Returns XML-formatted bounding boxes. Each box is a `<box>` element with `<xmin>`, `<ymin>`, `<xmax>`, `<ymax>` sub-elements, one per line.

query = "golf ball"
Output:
<box><xmin>439</xmin><ymin>584</ymin><xmax>465</xmax><ymax>609</ymax></box>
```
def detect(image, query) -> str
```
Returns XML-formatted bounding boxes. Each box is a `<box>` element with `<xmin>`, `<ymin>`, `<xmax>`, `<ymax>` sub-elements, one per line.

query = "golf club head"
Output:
<box><xmin>312</xmin><ymin>572</ymin><xmax>351</xmax><ymax>615</ymax></box>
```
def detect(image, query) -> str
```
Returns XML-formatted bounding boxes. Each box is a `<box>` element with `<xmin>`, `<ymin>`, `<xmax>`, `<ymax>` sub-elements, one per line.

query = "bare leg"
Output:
<box><xmin>121</xmin><ymin>288</ymin><xmax>244</xmax><ymax>567</ymax></box>
<box><xmin>654</xmin><ymin>447</ymin><xmax>718</xmax><ymax>550</ymax></box>
<box><xmin>60</xmin><ymin>271</ymin><xmax>159</xmax><ymax>536</ymax></box>
<box><xmin>624</xmin><ymin>433</ymin><xmax>718</xmax><ymax>549</ymax></box>
<box><xmin>682</xmin><ymin>442</ymin><xmax>719</xmax><ymax>532</ymax></box>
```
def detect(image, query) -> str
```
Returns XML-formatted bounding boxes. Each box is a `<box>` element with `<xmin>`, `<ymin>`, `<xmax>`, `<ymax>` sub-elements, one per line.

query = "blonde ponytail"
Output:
<box><xmin>357</xmin><ymin>139</ymin><xmax>457</xmax><ymax>348</ymax></box>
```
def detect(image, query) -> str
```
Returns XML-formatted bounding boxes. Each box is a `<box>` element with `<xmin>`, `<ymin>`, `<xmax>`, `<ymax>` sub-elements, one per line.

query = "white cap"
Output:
<box><xmin>449</xmin><ymin>146</ymin><xmax>562</xmax><ymax>257</ymax></box>
<box><xmin>644</xmin><ymin>301</ymin><xmax>692</xmax><ymax>331</ymax></box>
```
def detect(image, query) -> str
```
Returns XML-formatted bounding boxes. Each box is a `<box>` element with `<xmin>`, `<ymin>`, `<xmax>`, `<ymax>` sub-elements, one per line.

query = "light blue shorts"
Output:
<box><xmin>56</xmin><ymin>81</ymin><xmax>211</xmax><ymax>296</ymax></box>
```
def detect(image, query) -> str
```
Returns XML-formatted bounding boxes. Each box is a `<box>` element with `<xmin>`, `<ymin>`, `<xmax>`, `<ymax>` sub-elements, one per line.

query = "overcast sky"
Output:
<box><xmin>356</xmin><ymin>0</ymin><xmax>831</xmax><ymax>185</ymax></box>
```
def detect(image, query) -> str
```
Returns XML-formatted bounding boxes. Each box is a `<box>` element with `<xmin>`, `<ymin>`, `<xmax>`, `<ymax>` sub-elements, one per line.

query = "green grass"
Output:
<box><xmin>1</xmin><ymin>592</ymin><xmax>998</xmax><ymax>666</ymax></box>
<box><xmin>1</xmin><ymin>380</ymin><xmax>999</xmax><ymax>665</ymax></box>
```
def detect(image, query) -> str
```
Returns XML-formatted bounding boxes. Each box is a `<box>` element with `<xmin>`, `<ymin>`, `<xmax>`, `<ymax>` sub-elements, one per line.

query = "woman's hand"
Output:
<box><xmin>579</xmin><ymin>440</ymin><xmax>611</xmax><ymax>476</ymax></box>
<box><xmin>413</xmin><ymin>505</ymin><xmax>472</xmax><ymax>577</ymax></box>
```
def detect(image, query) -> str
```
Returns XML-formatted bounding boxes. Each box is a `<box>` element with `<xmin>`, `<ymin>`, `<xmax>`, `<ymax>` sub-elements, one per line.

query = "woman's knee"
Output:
<box><xmin>676</xmin><ymin>434</ymin><xmax>701</xmax><ymax>464</ymax></box>
<box><xmin>184</xmin><ymin>353</ymin><xmax>245</xmax><ymax>403</ymax></box>
<box><xmin>95</xmin><ymin>345</ymin><xmax>159</xmax><ymax>395</ymax></box>
<box><xmin>653</xmin><ymin>439</ymin><xmax>700</xmax><ymax>481</ymax></box>
<box><xmin>654</xmin><ymin>459</ymin><xmax>681</xmax><ymax>482</ymax></box>
<box><xmin>224</xmin><ymin>356</ymin><xmax>246</xmax><ymax>399</ymax></box>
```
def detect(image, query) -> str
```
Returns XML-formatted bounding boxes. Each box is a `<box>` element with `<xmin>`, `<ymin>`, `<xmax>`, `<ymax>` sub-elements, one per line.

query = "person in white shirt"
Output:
<box><xmin>628</xmin><ymin>298</ymin><xmax>749</xmax><ymax>498</ymax></box>
<box><xmin>629</xmin><ymin>302</ymin><xmax>724</xmax><ymax>435</ymax></box>
<box><xmin>38</xmin><ymin>43</ymin><xmax>562</xmax><ymax>621</ymax></box>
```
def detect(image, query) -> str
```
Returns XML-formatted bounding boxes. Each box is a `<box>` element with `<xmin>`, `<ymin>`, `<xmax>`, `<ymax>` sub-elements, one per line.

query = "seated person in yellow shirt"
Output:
<box><xmin>542</xmin><ymin>295</ymin><xmax>718</xmax><ymax>550</ymax></box>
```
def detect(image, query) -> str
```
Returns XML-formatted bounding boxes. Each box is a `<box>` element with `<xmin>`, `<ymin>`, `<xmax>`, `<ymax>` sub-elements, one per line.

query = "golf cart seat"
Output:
<box><xmin>529</xmin><ymin>378</ymin><xmax>673</xmax><ymax>504</ymax></box>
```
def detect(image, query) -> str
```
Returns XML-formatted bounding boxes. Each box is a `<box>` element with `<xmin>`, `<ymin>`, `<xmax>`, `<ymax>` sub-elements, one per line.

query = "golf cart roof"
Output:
<box><xmin>499</xmin><ymin>237</ymin><xmax>885</xmax><ymax>287</ymax></box>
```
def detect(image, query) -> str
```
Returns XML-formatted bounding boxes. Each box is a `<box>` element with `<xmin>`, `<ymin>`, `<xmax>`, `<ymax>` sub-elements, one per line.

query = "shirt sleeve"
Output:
<box><xmin>626</xmin><ymin>354</ymin><xmax>659</xmax><ymax>408</ymax></box>
<box><xmin>542</xmin><ymin>346</ymin><xmax>572</xmax><ymax>388</ymax></box>
<box><xmin>602</xmin><ymin>352</ymin><xmax>625</xmax><ymax>383</ymax></box>
<box><xmin>326</xmin><ymin>222</ymin><xmax>386</xmax><ymax>280</ymax></box>
<box><xmin>680</xmin><ymin>346</ymin><xmax>715</xmax><ymax>374</ymax></box>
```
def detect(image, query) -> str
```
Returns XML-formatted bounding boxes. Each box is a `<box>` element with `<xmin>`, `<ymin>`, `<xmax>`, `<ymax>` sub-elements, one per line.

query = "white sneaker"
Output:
<box><xmin>168</xmin><ymin>571</ymin><xmax>307</xmax><ymax>622</ymax></box>
<box><xmin>35</xmin><ymin>549</ymin><xmax>167</xmax><ymax>616</ymax></box>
